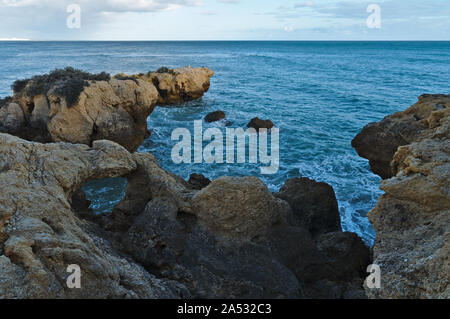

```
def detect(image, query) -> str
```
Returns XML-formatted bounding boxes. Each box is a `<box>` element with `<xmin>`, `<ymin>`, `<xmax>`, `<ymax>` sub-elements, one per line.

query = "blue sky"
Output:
<box><xmin>0</xmin><ymin>0</ymin><xmax>449</xmax><ymax>40</ymax></box>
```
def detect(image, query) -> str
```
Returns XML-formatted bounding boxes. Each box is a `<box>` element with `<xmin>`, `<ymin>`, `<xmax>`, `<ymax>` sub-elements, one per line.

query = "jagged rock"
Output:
<box><xmin>247</xmin><ymin>117</ymin><xmax>274</xmax><ymax>130</ymax></box>
<box><xmin>352</xmin><ymin>94</ymin><xmax>450</xmax><ymax>179</ymax></box>
<box><xmin>353</xmin><ymin>94</ymin><xmax>450</xmax><ymax>299</ymax></box>
<box><xmin>0</xmin><ymin>66</ymin><xmax>214</xmax><ymax>152</ymax></box>
<box><xmin>187</xmin><ymin>173</ymin><xmax>211</xmax><ymax>190</ymax></box>
<box><xmin>145</xmin><ymin>66</ymin><xmax>214</xmax><ymax>105</ymax></box>
<box><xmin>205</xmin><ymin>110</ymin><xmax>225</xmax><ymax>123</ymax></box>
<box><xmin>0</xmin><ymin>133</ymin><xmax>186</xmax><ymax>298</ymax></box>
<box><xmin>275</xmin><ymin>177</ymin><xmax>341</xmax><ymax>237</ymax></box>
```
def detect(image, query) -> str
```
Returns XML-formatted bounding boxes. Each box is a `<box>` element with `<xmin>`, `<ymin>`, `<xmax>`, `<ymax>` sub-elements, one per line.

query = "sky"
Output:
<box><xmin>0</xmin><ymin>0</ymin><xmax>449</xmax><ymax>40</ymax></box>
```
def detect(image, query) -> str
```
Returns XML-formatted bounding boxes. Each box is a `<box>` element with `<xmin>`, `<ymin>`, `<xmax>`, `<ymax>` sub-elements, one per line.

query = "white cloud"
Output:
<box><xmin>0</xmin><ymin>0</ymin><xmax>202</xmax><ymax>12</ymax></box>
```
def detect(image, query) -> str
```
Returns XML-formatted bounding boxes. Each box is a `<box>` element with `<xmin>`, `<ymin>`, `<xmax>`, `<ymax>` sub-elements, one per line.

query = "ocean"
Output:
<box><xmin>1</xmin><ymin>41</ymin><xmax>449</xmax><ymax>245</ymax></box>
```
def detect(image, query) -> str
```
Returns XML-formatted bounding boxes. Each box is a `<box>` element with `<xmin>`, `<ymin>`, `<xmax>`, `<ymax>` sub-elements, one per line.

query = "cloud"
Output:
<box><xmin>0</xmin><ymin>0</ymin><xmax>202</xmax><ymax>13</ymax></box>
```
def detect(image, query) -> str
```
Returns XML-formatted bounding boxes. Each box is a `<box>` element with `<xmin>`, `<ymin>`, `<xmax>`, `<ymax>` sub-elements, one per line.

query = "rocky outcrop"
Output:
<box><xmin>352</xmin><ymin>94</ymin><xmax>450</xmax><ymax>299</ymax></box>
<box><xmin>0</xmin><ymin>133</ymin><xmax>370</xmax><ymax>299</ymax></box>
<box><xmin>0</xmin><ymin>66</ymin><xmax>214</xmax><ymax>152</ymax></box>
<box><xmin>145</xmin><ymin>67</ymin><xmax>214</xmax><ymax>105</ymax></box>
<box><xmin>0</xmin><ymin>133</ymin><xmax>185</xmax><ymax>298</ymax></box>
<box><xmin>352</xmin><ymin>94</ymin><xmax>449</xmax><ymax>179</ymax></box>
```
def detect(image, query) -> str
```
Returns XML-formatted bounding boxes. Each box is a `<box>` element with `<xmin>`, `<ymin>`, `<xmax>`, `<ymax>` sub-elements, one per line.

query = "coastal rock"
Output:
<box><xmin>0</xmin><ymin>132</ymin><xmax>370</xmax><ymax>299</ymax></box>
<box><xmin>353</xmin><ymin>94</ymin><xmax>450</xmax><ymax>298</ymax></box>
<box><xmin>0</xmin><ymin>66</ymin><xmax>214</xmax><ymax>152</ymax></box>
<box><xmin>247</xmin><ymin>117</ymin><xmax>274</xmax><ymax>130</ymax></box>
<box><xmin>0</xmin><ymin>133</ymin><xmax>185</xmax><ymax>298</ymax></box>
<box><xmin>352</xmin><ymin>94</ymin><xmax>450</xmax><ymax>179</ymax></box>
<box><xmin>276</xmin><ymin>177</ymin><xmax>341</xmax><ymax>237</ymax></box>
<box><xmin>187</xmin><ymin>173</ymin><xmax>211</xmax><ymax>190</ymax></box>
<box><xmin>205</xmin><ymin>110</ymin><xmax>226</xmax><ymax>123</ymax></box>
<box><xmin>191</xmin><ymin>177</ymin><xmax>290</xmax><ymax>242</ymax></box>
<box><xmin>145</xmin><ymin>66</ymin><xmax>214</xmax><ymax>105</ymax></box>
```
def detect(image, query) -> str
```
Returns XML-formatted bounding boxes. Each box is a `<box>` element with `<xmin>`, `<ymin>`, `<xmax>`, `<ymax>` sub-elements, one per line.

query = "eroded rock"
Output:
<box><xmin>0</xmin><ymin>66</ymin><xmax>214</xmax><ymax>152</ymax></box>
<box><xmin>353</xmin><ymin>94</ymin><xmax>450</xmax><ymax>298</ymax></box>
<box><xmin>0</xmin><ymin>133</ymin><xmax>185</xmax><ymax>298</ymax></box>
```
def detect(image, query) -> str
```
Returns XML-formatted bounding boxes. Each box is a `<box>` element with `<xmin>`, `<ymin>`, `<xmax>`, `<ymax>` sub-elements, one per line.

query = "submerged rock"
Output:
<box><xmin>0</xmin><ymin>66</ymin><xmax>214</xmax><ymax>152</ymax></box>
<box><xmin>353</xmin><ymin>94</ymin><xmax>450</xmax><ymax>299</ymax></box>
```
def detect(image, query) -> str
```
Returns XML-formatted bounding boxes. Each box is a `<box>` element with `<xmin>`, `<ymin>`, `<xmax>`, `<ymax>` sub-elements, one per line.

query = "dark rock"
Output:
<box><xmin>316</xmin><ymin>231</ymin><xmax>371</xmax><ymax>282</ymax></box>
<box><xmin>247</xmin><ymin>117</ymin><xmax>274</xmax><ymax>130</ymax></box>
<box><xmin>275</xmin><ymin>177</ymin><xmax>341</xmax><ymax>237</ymax></box>
<box><xmin>187</xmin><ymin>173</ymin><xmax>211</xmax><ymax>190</ymax></box>
<box><xmin>205</xmin><ymin>110</ymin><xmax>226</xmax><ymax>123</ymax></box>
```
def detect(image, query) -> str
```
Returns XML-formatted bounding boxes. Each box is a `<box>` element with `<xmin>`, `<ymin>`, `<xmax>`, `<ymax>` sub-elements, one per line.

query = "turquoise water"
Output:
<box><xmin>1</xmin><ymin>41</ymin><xmax>449</xmax><ymax>245</ymax></box>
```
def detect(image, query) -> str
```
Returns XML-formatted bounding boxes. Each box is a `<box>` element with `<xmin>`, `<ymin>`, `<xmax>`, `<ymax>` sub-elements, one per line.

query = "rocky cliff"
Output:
<box><xmin>353</xmin><ymin>94</ymin><xmax>449</xmax><ymax>298</ymax></box>
<box><xmin>0</xmin><ymin>133</ymin><xmax>370</xmax><ymax>299</ymax></box>
<box><xmin>0</xmin><ymin>66</ymin><xmax>214</xmax><ymax>152</ymax></box>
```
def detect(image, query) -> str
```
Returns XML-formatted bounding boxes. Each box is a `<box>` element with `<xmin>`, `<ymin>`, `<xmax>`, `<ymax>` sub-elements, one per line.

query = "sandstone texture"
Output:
<box><xmin>0</xmin><ymin>66</ymin><xmax>214</xmax><ymax>152</ymax></box>
<box><xmin>0</xmin><ymin>134</ymin><xmax>184</xmax><ymax>298</ymax></box>
<box><xmin>145</xmin><ymin>67</ymin><xmax>214</xmax><ymax>105</ymax></box>
<box><xmin>352</xmin><ymin>94</ymin><xmax>450</xmax><ymax>299</ymax></box>
<box><xmin>352</xmin><ymin>94</ymin><xmax>450</xmax><ymax>179</ymax></box>
<box><xmin>0</xmin><ymin>133</ymin><xmax>370</xmax><ymax>299</ymax></box>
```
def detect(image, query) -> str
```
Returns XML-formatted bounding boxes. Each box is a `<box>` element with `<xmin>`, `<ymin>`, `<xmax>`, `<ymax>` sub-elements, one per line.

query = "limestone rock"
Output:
<box><xmin>0</xmin><ymin>66</ymin><xmax>214</xmax><ymax>152</ymax></box>
<box><xmin>191</xmin><ymin>176</ymin><xmax>291</xmax><ymax>242</ymax></box>
<box><xmin>0</xmin><ymin>133</ymin><xmax>185</xmax><ymax>298</ymax></box>
<box><xmin>352</xmin><ymin>94</ymin><xmax>450</xmax><ymax>179</ymax></box>
<box><xmin>353</xmin><ymin>94</ymin><xmax>450</xmax><ymax>298</ymax></box>
<box><xmin>145</xmin><ymin>67</ymin><xmax>214</xmax><ymax>105</ymax></box>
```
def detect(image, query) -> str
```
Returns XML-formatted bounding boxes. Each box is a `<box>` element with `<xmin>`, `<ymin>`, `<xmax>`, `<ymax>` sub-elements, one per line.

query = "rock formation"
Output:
<box><xmin>352</xmin><ymin>94</ymin><xmax>449</xmax><ymax>298</ymax></box>
<box><xmin>0</xmin><ymin>133</ymin><xmax>370</xmax><ymax>299</ymax></box>
<box><xmin>0</xmin><ymin>66</ymin><xmax>214</xmax><ymax>152</ymax></box>
<box><xmin>247</xmin><ymin>117</ymin><xmax>275</xmax><ymax>130</ymax></box>
<box><xmin>205</xmin><ymin>110</ymin><xmax>226</xmax><ymax>123</ymax></box>
<box><xmin>0</xmin><ymin>134</ymin><xmax>185</xmax><ymax>298</ymax></box>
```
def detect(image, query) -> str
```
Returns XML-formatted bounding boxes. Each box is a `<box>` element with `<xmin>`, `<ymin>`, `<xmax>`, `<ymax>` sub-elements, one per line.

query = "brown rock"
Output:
<box><xmin>0</xmin><ymin>133</ymin><xmax>185</xmax><ymax>298</ymax></box>
<box><xmin>191</xmin><ymin>176</ymin><xmax>291</xmax><ymax>242</ymax></box>
<box><xmin>146</xmin><ymin>66</ymin><xmax>215</xmax><ymax>105</ymax></box>
<box><xmin>205</xmin><ymin>110</ymin><xmax>226</xmax><ymax>123</ymax></box>
<box><xmin>247</xmin><ymin>117</ymin><xmax>274</xmax><ymax>130</ymax></box>
<box><xmin>352</xmin><ymin>94</ymin><xmax>450</xmax><ymax>179</ymax></box>
<box><xmin>353</xmin><ymin>94</ymin><xmax>450</xmax><ymax>299</ymax></box>
<box><xmin>187</xmin><ymin>173</ymin><xmax>211</xmax><ymax>190</ymax></box>
<box><xmin>1</xmin><ymin>66</ymin><xmax>214</xmax><ymax>152</ymax></box>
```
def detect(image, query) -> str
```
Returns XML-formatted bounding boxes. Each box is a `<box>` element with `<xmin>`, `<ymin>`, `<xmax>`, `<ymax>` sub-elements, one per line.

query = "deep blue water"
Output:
<box><xmin>1</xmin><ymin>41</ymin><xmax>449</xmax><ymax>245</ymax></box>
